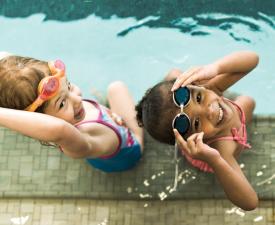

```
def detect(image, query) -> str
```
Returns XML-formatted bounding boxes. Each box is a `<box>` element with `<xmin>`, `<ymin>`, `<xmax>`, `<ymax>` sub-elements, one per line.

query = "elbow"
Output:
<box><xmin>252</xmin><ymin>52</ymin><xmax>259</xmax><ymax>68</ymax></box>
<box><xmin>248</xmin><ymin>51</ymin><xmax>259</xmax><ymax>69</ymax></box>
<box><xmin>240</xmin><ymin>194</ymin><xmax>259</xmax><ymax>211</ymax></box>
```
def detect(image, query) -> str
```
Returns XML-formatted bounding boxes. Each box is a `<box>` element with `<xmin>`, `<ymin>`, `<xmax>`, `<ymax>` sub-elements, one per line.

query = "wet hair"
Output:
<box><xmin>136</xmin><ymin>80</ymin><xmax>178</xmax><ymax>145</ymax></box>
<box><xmin>0</xmin><ymin>55</ymin><xmax>50</xmax><ymax>112</ymax></box>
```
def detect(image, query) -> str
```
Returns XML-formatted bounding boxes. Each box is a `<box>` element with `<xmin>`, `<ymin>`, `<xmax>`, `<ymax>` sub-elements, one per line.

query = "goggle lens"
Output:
<box><xmin>40</xmin><ymin>77</ymin><xmax>60</xmax><ymax>100</ymax></box>
<box><xmin>172</xmin><ymin>87</ymin><xmax>191</xmax><ymax>137</ymax></box>
<box><xmin>54</xmin><ymin>59</ymin><xmax>65</xmax><ymax>71</ymax></box>
<box><xmin>173</xmin><ymin>114</ymin><xmax>190</xmax><ymax>136</ymax></box>
<box><xmin>174</xmin><ymin>87</ymin><xmax>190</xmax><ymax>106</ymax></box>
<box><xmin>25</xmin><ymin>59</ymin><xmax>65</xmax><ymax>111</ymax></box>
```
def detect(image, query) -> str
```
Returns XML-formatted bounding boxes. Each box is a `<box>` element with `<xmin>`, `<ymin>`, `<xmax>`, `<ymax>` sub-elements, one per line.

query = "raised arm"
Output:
<box><xmin>174</xmin><ymin>130</ymin><xmax>258</xmax><ymax>210</ymax></box>
<box><xmin>208</xmin><ymin>142</ymin><xmax>258</xmax><ymax>210</ymax></box>
<box><xmin>0</xmin><ymin>107</ymin><xmax>94</xmax><ymax>158</ymax></box>
<box><xmin>171</xmin><ymin>51</ymin><xmax>259</xmax><ymax>94</ymax></box>
<box><xmin>205</xmin><ymin>51</ymin><xmax>259</xmax><ymax>93</ymax></box>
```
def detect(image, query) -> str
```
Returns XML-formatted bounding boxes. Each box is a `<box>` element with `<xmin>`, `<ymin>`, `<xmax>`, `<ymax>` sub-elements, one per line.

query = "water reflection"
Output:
<box><xmin>117</xmin><ymin>12</ymin><xmax>275</xmax><ymax>43</ymax></box>
<box><xmin>1</xmin><ymin>0</ymin><xmax>275</xmax><ymax>21</ymax></box>
<box><xmin>1</xmin><ymin>0</ymin><xmax>274</xmax><ymax>42</ymax></box>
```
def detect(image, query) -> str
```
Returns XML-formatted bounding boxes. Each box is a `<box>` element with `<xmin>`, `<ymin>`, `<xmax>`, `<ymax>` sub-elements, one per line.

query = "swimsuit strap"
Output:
<box><xmin>182</xmin><ymin>97</ymin><xmax>251</xmax><ymax>173</ymax></box>
<box><xmin>74</xmin><ymin>99</ymin><xmax>123</xmax><ymax>159</ymax></box>
<box><xmin>75</xmin><ymin>99</ymin><xmax>103</xmax><ymax>124</ymax></box>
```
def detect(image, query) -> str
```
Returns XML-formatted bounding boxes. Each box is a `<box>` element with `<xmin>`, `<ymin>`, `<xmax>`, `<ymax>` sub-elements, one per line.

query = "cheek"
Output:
<box><xmin>73</xmin><ymin>85</ymin><xmax>82</xmax><ymax>96</ymax></box>
<box><xmin>201</xmin><ymin>123</ymin><xmax>216</xmax><ymax>138</ymax></box>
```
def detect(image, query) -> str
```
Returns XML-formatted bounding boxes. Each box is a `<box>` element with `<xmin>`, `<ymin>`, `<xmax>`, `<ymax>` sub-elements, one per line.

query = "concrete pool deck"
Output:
<box><xmin>0</xmin><ymin>115</ymin><xmax>274</xmax><ymax>224</ymax></box>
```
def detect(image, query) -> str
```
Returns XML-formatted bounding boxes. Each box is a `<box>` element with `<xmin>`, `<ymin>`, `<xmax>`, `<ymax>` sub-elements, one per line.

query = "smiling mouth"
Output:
<box><xmin>75</xmin><ymin>107</ymin><xmax>85</xmax><ymax>119</ymax></box>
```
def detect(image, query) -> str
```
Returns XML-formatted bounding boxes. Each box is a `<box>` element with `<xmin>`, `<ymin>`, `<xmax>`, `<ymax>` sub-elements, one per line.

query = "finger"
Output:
<box><xmin>173</xmin><ymin>129</ymin><xmax>190</xmax><ymax>155</ymax></box>
<box><xmin>171</xmin><ymin>67</ymin><xmax>198</xmax><ymax>91</ymax></box>
<box><xmin>172</xmin><ymin>74</ymin><xmax>189</xmax><ymax>91</ymax></box>
<box><xmin>195</xmin><ymin>132</ymin><xmax>204</xmax><ymax>145</ymax></box>
<box><xmin>192</xmin><ymin>80</ymin><xmax>207</xmax><ymax>86</ymax></box>
<box><xmin>181</xmin><ymin>70</ymin><xmax>205</xmax><ymax>87</ymax></box>
<box><xmin>186</xmin><ymin>133</ymin><xmax>199</xmax><ymax>153</ymax></box>
<box><xmin>173</xmin><ymin>129</ymin><xmax>188</xmax><ymax>148</ymax></box>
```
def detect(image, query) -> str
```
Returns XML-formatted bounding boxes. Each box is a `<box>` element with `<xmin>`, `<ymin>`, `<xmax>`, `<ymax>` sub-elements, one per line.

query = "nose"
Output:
<box><xmin>69</xmin><ymin>89</ymin><xmax>82</xmax><ymax>106</ymax></box>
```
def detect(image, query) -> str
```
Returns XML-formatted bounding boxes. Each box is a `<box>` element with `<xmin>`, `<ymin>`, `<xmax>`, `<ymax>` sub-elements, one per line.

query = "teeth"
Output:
<box><xmin>218</xmin><ymin>106</ymin><xmax>223</xmax><ymax>123</ymax></box>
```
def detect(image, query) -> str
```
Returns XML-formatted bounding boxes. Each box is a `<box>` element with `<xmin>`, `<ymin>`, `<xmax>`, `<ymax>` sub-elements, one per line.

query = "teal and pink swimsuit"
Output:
<box><xmin>182</xmin><ymin>98</ymin><xmax>251</xmax><ymax>173</ymax></box>
<box><xmin>75</xmin><ymin>99</ymin><xmax>142</xmax><ymax>172</ymax></box>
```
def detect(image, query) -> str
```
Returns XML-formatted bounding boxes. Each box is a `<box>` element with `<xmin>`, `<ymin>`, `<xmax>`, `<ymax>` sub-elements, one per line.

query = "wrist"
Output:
<box><xmin>205</xmin><ymin>153</ymin><xmax>223</xmax><ymax>166</ymax></box>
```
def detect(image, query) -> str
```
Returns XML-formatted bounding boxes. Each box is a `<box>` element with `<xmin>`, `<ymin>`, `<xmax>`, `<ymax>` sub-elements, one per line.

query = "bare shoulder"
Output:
<box><xmin>234</xmin><ymin>96</ymin><xmax>255</xmax><ymax>123</ymax></box>
<box><xmin>76</xmin><ymin>120</ymin><xmax>120</xmax><ymax>157</ymax></box>
<box><xmin>210</xmin><ymin>139</ymin><xmax>240</xmax><ymax>158</ymax></box>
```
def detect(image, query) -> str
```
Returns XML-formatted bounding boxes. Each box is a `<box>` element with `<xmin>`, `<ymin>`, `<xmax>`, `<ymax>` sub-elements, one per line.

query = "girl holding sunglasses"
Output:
<box><xmin>136</xmin><ymin>51</ymin><xmax>259</xmax><ymax>210</ymax></box>
<box><xmin>0</xmin><ymin>53</ymin><xmax>143</xmax><ymax>172</ymax></box>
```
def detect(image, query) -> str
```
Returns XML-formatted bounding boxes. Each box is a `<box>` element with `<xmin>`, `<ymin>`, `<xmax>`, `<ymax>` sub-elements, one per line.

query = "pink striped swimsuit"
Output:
<box><xmin>183</xmin><ymin>98</ymin><xmax>251</xmax><ymax>173</ymax></box>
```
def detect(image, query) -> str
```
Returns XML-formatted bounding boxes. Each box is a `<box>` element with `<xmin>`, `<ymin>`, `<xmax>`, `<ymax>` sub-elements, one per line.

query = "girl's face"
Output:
<box><xmin>182</xmin><ymin>85</ymin><xmax>235</xmax><ymax>139</ymax></box>
<box><xmin>44</xmin><ymin>76</ymin><xmax>85</xmax><ymax>125</ymax></box>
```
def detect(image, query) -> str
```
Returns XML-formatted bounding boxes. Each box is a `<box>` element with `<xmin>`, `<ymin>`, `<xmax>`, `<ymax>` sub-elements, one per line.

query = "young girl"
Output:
<box><xmin>0</xmin><ymin>53</ymin><xmax>143</xmax><ymax>172</ymax></box>
<box><xmin>136</xmin><ymin>51</ymin><xmax>259</xmax><ymax>210</ymax></box>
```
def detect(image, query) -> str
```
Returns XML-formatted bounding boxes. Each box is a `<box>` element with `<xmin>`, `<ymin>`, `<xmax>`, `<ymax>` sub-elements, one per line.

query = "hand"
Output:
<box><xmin>173</xmin><ymin>129</ymin><xmax>220</xmax><ymax>163</ymax></box>
<box><xmin>171</xmin><ymin>64</ymin><xmax>218</xmax><ymax>91</ymax></box>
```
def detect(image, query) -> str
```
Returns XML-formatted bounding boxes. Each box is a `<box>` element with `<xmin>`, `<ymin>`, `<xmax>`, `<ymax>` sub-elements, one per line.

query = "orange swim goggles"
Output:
<box><xmin>25</xmin><ymin>59</ymin><xmax>66</xmax><ymax>112</ymax></box>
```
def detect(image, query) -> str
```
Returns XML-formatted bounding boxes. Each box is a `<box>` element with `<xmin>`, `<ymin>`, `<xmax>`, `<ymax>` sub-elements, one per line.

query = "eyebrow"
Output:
<box><xmin>54</xmin><ymin>96</ymin><xmax>62</xmax><ymax>109</ymax></box>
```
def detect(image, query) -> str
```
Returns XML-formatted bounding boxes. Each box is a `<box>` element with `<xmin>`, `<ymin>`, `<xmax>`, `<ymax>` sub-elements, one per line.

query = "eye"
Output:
<box><xmin>59</xmin><ymin>99</ymin><xmax>66</xmax><ymax>109</ymax></box>
<box><xmin>194</xmin><ymin>118</ymin><xmax>200</xmax><ymax>131</ymax></box>
<box><xmin>196</xmin><ymin>92</ymin><xmax>201</xmax><ymax>103</ymax></box>
<box><xmin>68</xmin><ymin>81</ymin><xmax>72</xmax><ymax>91</ymax></box>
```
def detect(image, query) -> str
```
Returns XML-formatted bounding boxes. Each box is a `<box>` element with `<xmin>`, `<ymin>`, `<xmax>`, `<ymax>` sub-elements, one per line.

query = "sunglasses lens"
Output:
<box><xmin>174</xmin><ymin>87</ymin><xmax>190</xmax><ymax>106</ymax></box>
<box><xmin>173</xmin><ymin>114</ymin><xmax>190</xmax><ymax>136</ymax></box>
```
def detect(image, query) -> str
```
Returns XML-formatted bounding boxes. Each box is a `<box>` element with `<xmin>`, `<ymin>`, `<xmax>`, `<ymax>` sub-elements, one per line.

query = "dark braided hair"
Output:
<box><xmin>136</xmin><ymin>80</ymin><xmax>179</xmax><ymax>145</ymax></box>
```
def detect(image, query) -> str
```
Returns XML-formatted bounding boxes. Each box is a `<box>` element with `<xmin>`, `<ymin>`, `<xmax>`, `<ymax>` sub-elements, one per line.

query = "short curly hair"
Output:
<box><xmin>136</xmin><ymin>80</ymin><xmax>178</xmax><ymax>145</ymax></box>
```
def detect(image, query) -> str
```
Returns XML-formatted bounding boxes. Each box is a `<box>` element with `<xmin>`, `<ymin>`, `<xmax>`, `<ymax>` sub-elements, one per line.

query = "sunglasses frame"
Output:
<box><xmin>172</xmin><ymin>87</ymin><xmax>192</xmax><ymax>137</ymax></box>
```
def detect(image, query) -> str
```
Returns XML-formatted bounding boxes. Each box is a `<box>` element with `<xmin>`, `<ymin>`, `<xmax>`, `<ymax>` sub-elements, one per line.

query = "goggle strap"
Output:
<box><xmin>25</xmin><ymin>97</ymin><xmax>44</xmax><ymax>112</ymax></box>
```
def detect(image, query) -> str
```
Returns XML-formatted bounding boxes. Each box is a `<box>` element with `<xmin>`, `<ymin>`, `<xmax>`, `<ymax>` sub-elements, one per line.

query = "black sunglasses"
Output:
<box><xmin>172</xmin><ymin>87</ymin><xmax>191</xmax><ymax>137</ymax></box>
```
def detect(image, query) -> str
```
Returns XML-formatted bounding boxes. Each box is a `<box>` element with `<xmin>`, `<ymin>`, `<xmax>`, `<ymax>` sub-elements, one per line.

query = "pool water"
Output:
<box><xmin>1</xmin><ymin>2</ymin><xmax>275</xmax><ymax>225</ymax></box>
<box><xmin>0</xmin><ymin>1</ymin><xmax>274</xmax><ymax>115</ymax></box>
